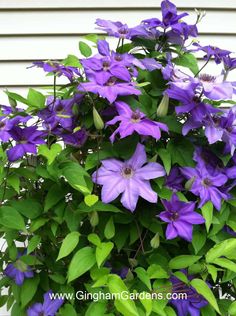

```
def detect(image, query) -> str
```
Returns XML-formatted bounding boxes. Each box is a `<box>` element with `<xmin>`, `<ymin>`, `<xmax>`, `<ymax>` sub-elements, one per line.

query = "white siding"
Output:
<box><xmin>0</xmin><ymin>1</ymin><xmax>235</xmax><ymax>103</ymax></box>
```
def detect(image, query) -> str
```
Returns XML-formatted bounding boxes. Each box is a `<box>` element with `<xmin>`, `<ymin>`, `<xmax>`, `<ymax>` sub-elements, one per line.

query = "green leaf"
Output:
<box><xmin>60</xmin><ymin>303</ymin><xmax>77</xmax><ymax>316</ymax></box>
<box><xmin>167</xmin><ymin>139</ymin><xmax>194</xmax><ymax>167</ymax></box>
<box><xmin>5</xmin><ymin>90</ymin><xmax>29</xmax><ymax>106</ymax></box>
<box><xmin>190</xmin><ymin>279</ymin><xmax>220</xmax><ymax>314</ymax></box>
<box><xmin>174</xmin><ymin>53</ymin><xmax>199</xmax><ymax>75</ymax></box>
<box><xmin>157</xmin><ymin>149</ymin><xmax>171</xmax><ymax>175</ymax></box>
<box><xmin>88</xmin><ymin>233</ymin><xmax>101</xmax><ymax>247</ymax></box>
<box><xmin>104</xmin><ymin>217</ymin><xmax>115</xmax><ymax>239</ymax></box>
<box><xmin>147</xmin><ymin>264</ymin><xmax>169</xmax><ymax>279</ymax></box>
<box><xmin>44</xmin><ymin>184</ymin><xmax>64</xmax><ymax>212</ymax></box>
<box><xmin>0</xmin><ymin>206</ymin><xmax>26</xmax><ymax>232</ymax></box>
<box><xmin>68</xmin><ymin>247</ymin><xmax>96</xmax><ymax>282</ymax></box>
<box><xmin>169</xmin><ymin>255</ymin><xmax>201</xmax><ymax>269</ymax></box>
<box><xmin>139</xmin><ymin>292</ymin><xmax>152</xmax><ymax>316</ymax></box>
<box><xmin>84</xmin><ymin>194</ymin><xmax>99</xmax><ymax>207</ymax></box>
<box><xmin>20</xmin><ymin>276</ymin><xmax>39</xmax><ymax>307</ymax></box>
<box><xmin>62</xmin><ymin>54</ymin><xmax>82</xmax><ymax>68</ymax></box>
<box><xmin>38</xmin><ymin>144</ymin><xmax>62</xmax><ymax>165</ymax></box>
<box><xmin>201</xmin><ymin>201</ymin><xmax>213</xmax><ymax>232</ymax></box>
<box><xmin>85</xmin><ymin>302</ymin><xmax>107</xmax><ymax>316</ymax></box>
<box><xmin>78</xmin><ymin>201</ymin><xmax>121</xmax><ymax>213</ymax></box>
<box><xmin>214</xmin><ymin>257</ymin><xmax>236</xmax><ymax>273</ymax></box>
<box><xmin>57</xmin><ymin>232</ymin><xmax>80</xmax><ymax>261</ymax></box>
<box><xmin>27</xmin><ymin>88</ymin><xmax>45</xmax><ymax>109</ymax></box>
<box><xmin>108</xmin><ymin>274</ymin><xmax>139</xmax><ymax>316</ymax></box>
<box><xmin>96</xmin><ymin>242</ymin><xmax>114</xmax><ymax>268</ymax></box>
<box><xmin>27</xmin><ymin>235</ymin><xmax>41</xmax><ymax>254</ymax></box>
<box><xmin>10</xmin><ymin>199</ymin><xmax>43</xmax><ymax>219</ymax></box>
<box><xmin>7</xmin><ymin>174</ymin><xmax>20</xmax><ymax>193</ymax></box>
<box><xmin>206</xmin><ymin>238</ymin><xmax>236</xmax><ymax>262</ymax></box>
<box><xmin>229</xmin><ymin>301</ymin><xmax>236</xmax><ymax>316</ymax></box>
<box><xmin>79</xmin><ymin>41</ymin><xmax>92</xmax><ymax>57</ymax></box>
<box><xmin>201</xmin><ymin>304</ymin><xmax>216</xmax><ymax>316</ymax></box>
<box><xmin>192</xmin><ymin>229</ymin><xmax>206</xmax><ymax>254</ymax></box>
<box><xmin>135</xmin><ymin>267</ymin><xmax>152</xmax><ymax>290</ymax></box>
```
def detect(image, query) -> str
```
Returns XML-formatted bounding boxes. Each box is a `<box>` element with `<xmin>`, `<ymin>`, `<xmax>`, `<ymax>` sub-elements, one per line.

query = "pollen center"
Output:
<box><xmin>122</xmin><ymin>166</ymin><xmax>134</xmax><ymax>179</ymax></box>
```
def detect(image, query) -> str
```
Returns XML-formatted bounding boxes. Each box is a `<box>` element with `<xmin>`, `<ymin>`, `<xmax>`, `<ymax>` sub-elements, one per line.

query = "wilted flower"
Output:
<box><xmin>92</xmin><ymin>143</ymin><xmax>165</xmax><ymax>211</ymax></box>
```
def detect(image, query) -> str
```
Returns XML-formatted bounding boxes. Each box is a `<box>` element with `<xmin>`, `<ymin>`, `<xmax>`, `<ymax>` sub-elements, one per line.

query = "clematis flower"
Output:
<box><xmin>106</xmin><ymin>101</ymin><xmax>168</xmax><ymax>142</ymax></box>
<box><xmin>192</xmin><ymin>43</ymin><xmax>231</xmax><ymax>64</ymax></box>
<box><xmin>181</xmin><ymin>164</ymin><xmax>229</xmax><ymax>210</ymax></box>
<box><xmin>170</xmin><ymin>271</ymin><xmax>208</xmax><ymax>316</ymax></box>
<box><xmin>79</xmin><ymin>77</ymin><xmax>140</xmax><ymax>104</ymax></box>
<box><xmin>165</xmin><ymin>166</ymin><xmax>185</xmax><ymax>191</ymax></box>
<box><xmin>7</xmin><ymin>126</ymin><xmax>45</xmax><ymax>162</ymax></box>
<box><xmin>0</xmin><ymin>115</ymin><xmax>30</xmax><ymax>142</ymax></box>
<box><xmin>27</xmin><ymin>290</ymin><xmax>64</xmax><ymax>316</ymax></box>
<box><xmin>92</xmin><ymin>143</ymin><xmax>165</xmax><ymax>211</ymax></box>
<box><xmin>159</xmin><ymin>193</ymin><xmax>204</xmax><ymax>241</ymax></box>
<box><xmin>60</xmin><ymin>128</ymin><xmax>88</xmax><ymax>147</ymax></box>
<box><xmin>96</xmin><ymin>19</ymin><xmax>132</xmax><ymax>39</ymax></box>
<box><xmin>223</xmin><ymin>55</ymin><xmax>236</xmax><ymax>71</ymax></box>
<box><xmin>4</xmin><ymin>258</ymin><xmax>33</xmax><ymax>286</ymax></box>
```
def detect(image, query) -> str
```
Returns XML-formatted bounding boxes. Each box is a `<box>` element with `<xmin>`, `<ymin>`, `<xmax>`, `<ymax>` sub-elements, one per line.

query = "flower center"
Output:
<box><xmin>115</xmin><ymin>54</ymin><xmax>123</xmax><ymax>62</ymax></box>
<box><xmin>102</xmin><ymin>61</ymin><xmax>110</xmax><ymax>71</ymax></box>
<box><xmin>202</xmin><ymin>178</ymin><xmax>212</xmax><ymax>186</ymax></box>
<box><xmin>226</xmin><ymin>126</ymin><xmax>233</xmax><ymax>133</ymax></box>
<box><xmin>0</xmin><ymin>121</ymin><xmax>5</xmax><ymax>129</ymax></box>
<box><xmin>192</xmin><ymin>96</ymin><xmax>201</xmax><ymax>103</ymax></box>
<box><xmin>131</xmin><ymin>111</ymin><xmax>141</xmax><ymax>123</ymax></box>
<box><xmin>56</xmin><ymin>105</ymin><xmax>64</xmax><ymax>113</ymax></box>
<box><xmin>106</xmin><ymin>77</ymin><xmax>116</xmax><ymax>86</ymax></box>
<box><xmin>122</xmin><ymin>166</ymin><xmax>134</xmax><ymax>179</ymax></box>
<box><xmin>170</xmin><ymin>211</ymin><xmax>179</xmax><ymax>221</ymax></box>
<box><xmin>199</xmin><ymin>73</ymin><xmax>216</xmax><ymax>83</ymax></box>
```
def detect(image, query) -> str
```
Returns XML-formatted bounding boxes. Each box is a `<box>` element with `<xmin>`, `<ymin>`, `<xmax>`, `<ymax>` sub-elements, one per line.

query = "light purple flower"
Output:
<box><xmin>192</xmin><ymin>43</ymin><xmax>231</xmax><ymax>64</ymax></box>
<box><xmin>92</xmin><ymin>143</ymin><xmax>165</xmax><ymax>211</ymax></box>
<box><xmin>159</xmin><ymin>193</ymin><xmax>204</xmax><ymax>241</ymax></box>
<box><xmin>96</xmin><ymin>19</ymin><xmax>132</xmax><ymax>39</ymax></box>
<box><xmin>106</xmin><ymin>101</ymin><xmax>168</xmax><ymax>142</ymax></box>
<box><xmin>27</xmin><ymin>290</ymin><xmax>64</xmax><ymax>316</ymax></box>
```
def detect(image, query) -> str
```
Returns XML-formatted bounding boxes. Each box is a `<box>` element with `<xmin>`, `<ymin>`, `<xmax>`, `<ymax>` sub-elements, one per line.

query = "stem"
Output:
<box><xmin>0</xmin><ymin>163</ymin><xmax>10</xmax><ymax>205</ymax></box>
<box><xmin>194</xmin><ymin>58</ymin><xmax>210</xmax><ymax>77</ymax></box>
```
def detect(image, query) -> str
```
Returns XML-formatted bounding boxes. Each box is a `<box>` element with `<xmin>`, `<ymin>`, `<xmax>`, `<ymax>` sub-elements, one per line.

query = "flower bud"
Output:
<box><xmin>93</xmin><ymin>107</ymin><xmax>104</xmax><ymax>130</ymax></box>
<box><xmin>89</xmin><ymin>211</ymin><xmax>99</xmax><ymax>227</ymax></box>
<box><xmin>150</xmin><ymin>233</ymin><xmax>160</xmax><ymax>249</ymax></box>
<box><xmin>156</xmin><ymin>95</ymin><xmax>169</xmax><ymax>117</ymax></box>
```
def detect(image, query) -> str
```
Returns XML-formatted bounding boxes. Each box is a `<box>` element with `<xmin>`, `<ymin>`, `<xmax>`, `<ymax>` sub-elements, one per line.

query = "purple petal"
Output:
<box><xmin>135</xmin><ymin>162</ymin><xmax>165</xmax><ymax>180</ymax></box>
<box><xmin>126</xmin><ymin>143</ymin><xmax>146</xmax><ymax>169</ymax></box>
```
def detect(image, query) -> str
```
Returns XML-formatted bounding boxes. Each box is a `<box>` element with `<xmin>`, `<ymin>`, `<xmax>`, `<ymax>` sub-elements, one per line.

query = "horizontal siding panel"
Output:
<box><xmin>0</xmin><ymin>60</ymin><xmax>234</xmax><ymax>87</ymax></box>
<box><xmin>0</xmin><ymin>10</ymin><xmax>235</xmax><ymax>35</ymax></box>
<box><xmin>0</xmin><ymin>0</ymin><xmax>235</xmax><ymax>9</ymax></box>
<box><xmin>0</xmin><ymin>35</ymin><xmax>235</xmax><ymax>61</ymax></box>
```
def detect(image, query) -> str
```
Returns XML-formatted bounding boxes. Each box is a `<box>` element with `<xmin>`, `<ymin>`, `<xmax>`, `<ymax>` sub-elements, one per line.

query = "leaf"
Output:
<box><xmin>104</xmin><ymin>217</ymin><xmax>115</xmax><ymax>239</ymax></box>
<box><xmin>88</xmin><ymin>233</ymin><xmax>101</xmax><ymax>247</ymax></box>
<box><xmin>201</xmin><ymin>201</ymin><xmax>213</xmax><ymax>232</ymax></box>
<box><xmin>147</xmin><ymin>264</ymin><xmax>169</xmax><ymax>279</ymax></box>
<box><xmin>139</xmin><ymin>292</ymin><xmax>152</xmax><ymax>316</ymax></box>
<box><xmin>20</xmin><ymin>276</ymin><xmax>39</xmax><ymax>307</ymax></box>
<box><xmin>67</xmin><ymin>247</ymin><xmax>96</xmax><ymax>282</ymax></box>
<box><xmin>174</xmin><ymin>53</ymin><xmax>199</xmax><ymax>75</ymax></box>
<box><xmin>169</xmin><ymin>255</ymin><xmax>201</xmax><ymax>269</ymax></box>
<box><xmin>135</xmin><ymin>267</ymin><xmax>152</xmax><ymax>290</ymax></box>
<box><xmin>167</xmin><ymin>139</ymin><xmax>194</xmax><ymax>167</ymax></box>
<box><xmin>96</xmin><ymin>242</ymin><xmax>114</xmax><ymax>268</ymax></box>
<box><xmin>7</xmin><ymin>174</ymin><xmax>20</xmax><ymax>193</ymax></box>
<box><xmin>27</xmin><ymin>235</ymin><xmax>41</xmax><ymax>254</ymax></box>
<box><xmin>192</xmin><ymin>229</ymin><xmax>206</xmax><ymax>254</ymax></box>
<box><xmin>0</xmin><ymin>206</ymin><xmax>26</xmax><ymax>232</ymax></box>
<box><xmin>206</xmin><ymin>238</ymin><xmax>236</xmax><ymax>262</ymax></box>
<box><xmin>229</xmin><ymin>301</ymin><xmax>236</xmax><ymax>316</ymax></box>
<box><xmin>44</xmin><ymin>184</ymin><xmax>64</xmax><ymax>212</ymax></box>
<box><xmin>27</xmin><ymin>88</ymin><xmax>45</xmax><ymax>109</ymax></box>
<box><xmin>108</xmin><ymin>274</ymin><xmax>139</xmax><ymax>316</ymax></box>
<box><xmin>157</xmin><ymin>149</ymin><xmax>171</xmax><ymax>175</ymax></box>
<box><xmin>84</xmin><ymin>194</ymin><xmax>99</xmax><ymax>207</ymax></box>
<box><xmin>57</xmin><ymin>232</ymin><xmax>80</xmax><ymax>261</ymax></box>
<box><xmin>10</xmin><ymin>198</ymin><xmax>43</xmax><ymax>219</ymax></box>
<box><xmin>85</xmin><ymin>302</ymin><xmax>107</xmax><ymax>316</ymax></box>
<box><xmin>78</xmin><ymin>201</ymin><xmax>121</xmax><ymax>213</ymax></box>
<box><xmin>38</xmin><ymin>144</ymin><xmax>62</xmax><ymax>165</ymax></box>
<box><xmin>190</xmin><ymin>279</ymin><xmax>220</xmax><ymax>314</ymax></box>
<box><xmin>62</xmin><ymin>54</ymin><xmax>82</xmax><ymax>68</ymax></box>
<box><xmin>214</xmin><ymin>258</ymin><xmax>236</xmax><ymax>273</ymax></box>
<box><xmin>60</xmin><ymin>303</ymin><xmax>77</xmax><ymax>316</ymax></box>
<box><xmin>79</xmin><ymin>41</ymin><xmax>92</xmax><ymax>57</ymax></box>
<box><xmin>5</xmin><ymin>90</ymin><xmax>29</xmax><ymax>106</ymax></box>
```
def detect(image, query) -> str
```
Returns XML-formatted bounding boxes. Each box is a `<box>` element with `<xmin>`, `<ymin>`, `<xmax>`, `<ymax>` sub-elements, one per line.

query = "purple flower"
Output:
<box><xmin>192</xmin><ymin>43</ymin><xmax>231</xmax><ymax>64</ymax></box>
<box><xmin>96</xmin><ymin>19</ymin><xmax>132</xmax><ymax>39</ymax></box>
<box><xmin>61</xmin><ymin>128</ymin><xmax>88</xmax><ymax>147</ymax></box>
<box><xmin>0</xmin><ymin>115</ymin><xmax>30</xmax><ymax>142</ymax></box>
<box><xmin>92</xmin><ymin>143</ymin><xmax>165</xmax><ymax>211</ymax></box>
<box><xmin>165</xmin><ymin>166</ymin><xmax>185</xmax><ymax>191</ymax></box>
<box><xmin>4</xmin><ymin>259</ymin><xmax>33</xmax><ymax>286</ymax></box>
<box><xmin>223</xmin><ymin>55</ymin><xmax>236</xmax><ymax>71</ymax></box>
<box><xmin>27</xmin><ymin>290</ymin><xmax>64</xmax><ymax>316</ymax></box>
<box><xmin>106</xmin><ymin>101</ymin><xmax>168</xmax><ymax>142</ymax></box>
<box><xmin>31</xmin><ymin>61</ymin><xmax>80</xmax><ymax>82</ymax></box>
<box><xmin>181</xmin><ymin>164</ymin><xmax>229</xmax><ymax>210</ymax></box>
<box><xmin>170</xmin><ymin>272</ymin><xmax>208</xmax><ymax>316</ymax></box>
<box><xmin>7</xmin><ymin>126</ymin><xmax>45</xmax><ymax>162</ymax></box>
<box><xmin>224</xmin><ymin>225</ymin><xmax>236</xmax><ymax>237</ymax></box>
<box><xmin>159</xmin><ymin>193</ymin><xmax>204</xmax><ymax>241</ymax></box>
<box><xmin>79</xmin><ymin>77</ymin><xmax>140</xmax><ymax>104</ymax></box>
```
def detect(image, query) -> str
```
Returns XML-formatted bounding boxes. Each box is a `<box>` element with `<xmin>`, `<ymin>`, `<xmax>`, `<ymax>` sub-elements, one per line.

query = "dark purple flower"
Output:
<box><xmin>105</xmin><ymin>262</ymin><xmax>129</xmax><ymax>279</ymax></box>
<box><xmin>159</xmin><ymin>193</ymin><xmax>204</xmax><ymax>241</ymax></box>
<box><xmin>192</xmin><ymin>43</ymin><xmax>231</xmax><ymax>64</ymax></box>
<box><xmin>165</xmin><ymin>166</ymin><xmax>185</xmax><ymax>191</ymax></box>
<box><xmin>61</xmin><ymin>128</ymin><xmax>88</xmax><ymax>147</ymax></box>
<box><xmin>224</xmin><ymin>225</ymin><xmax>236</xmax><ymax>237</ymax></box>
<box><xmin>92</xmin><ymin>143</ymin><xmax>165</xmax><ymax>211</ymax></box>
<box><xmin>79</xmin><ymin>77</ymin><xmax>140</xmax><ymax>104</ymax></box>
<box><xmin>7</xmin><ymin>126</ymin><xmax>45</xmax><ymax>162</ymax></box>
<box><xmin>4</xmin><ymin>259</ymin><xmax>33</xmax><ymax>286</ymax></box>
<box><xmin>0</xmin><ymin>115</ymin><xmax>30</xmax><ymax>142</ymax></box>
<box><xmin>170</xmin><ymin>272</ymin><xmax>208</xmax><ymax>316</ymax></box>
<box><xmin>223</xmin><ymin>55</ymin><xmax>236</xmax><ymax>71</ymax></box>
<box><xmin>181</xmin><ymin>164</ymin><xmax>229</xmax><ymax>210</ymax></box>
<box><xmin>27</xmin><ymin>290</ymin><xmax>64</xmax><ymax>316</ymax></box>
<box><xmin>106</xmin><ymin>101</ymin><xmax>168</xmax><ymax>142</ymax></box>
<box><xmin>31</xmin><ymin>61</ymin><xmax>80</xmax><ymax>82</ymax></box>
